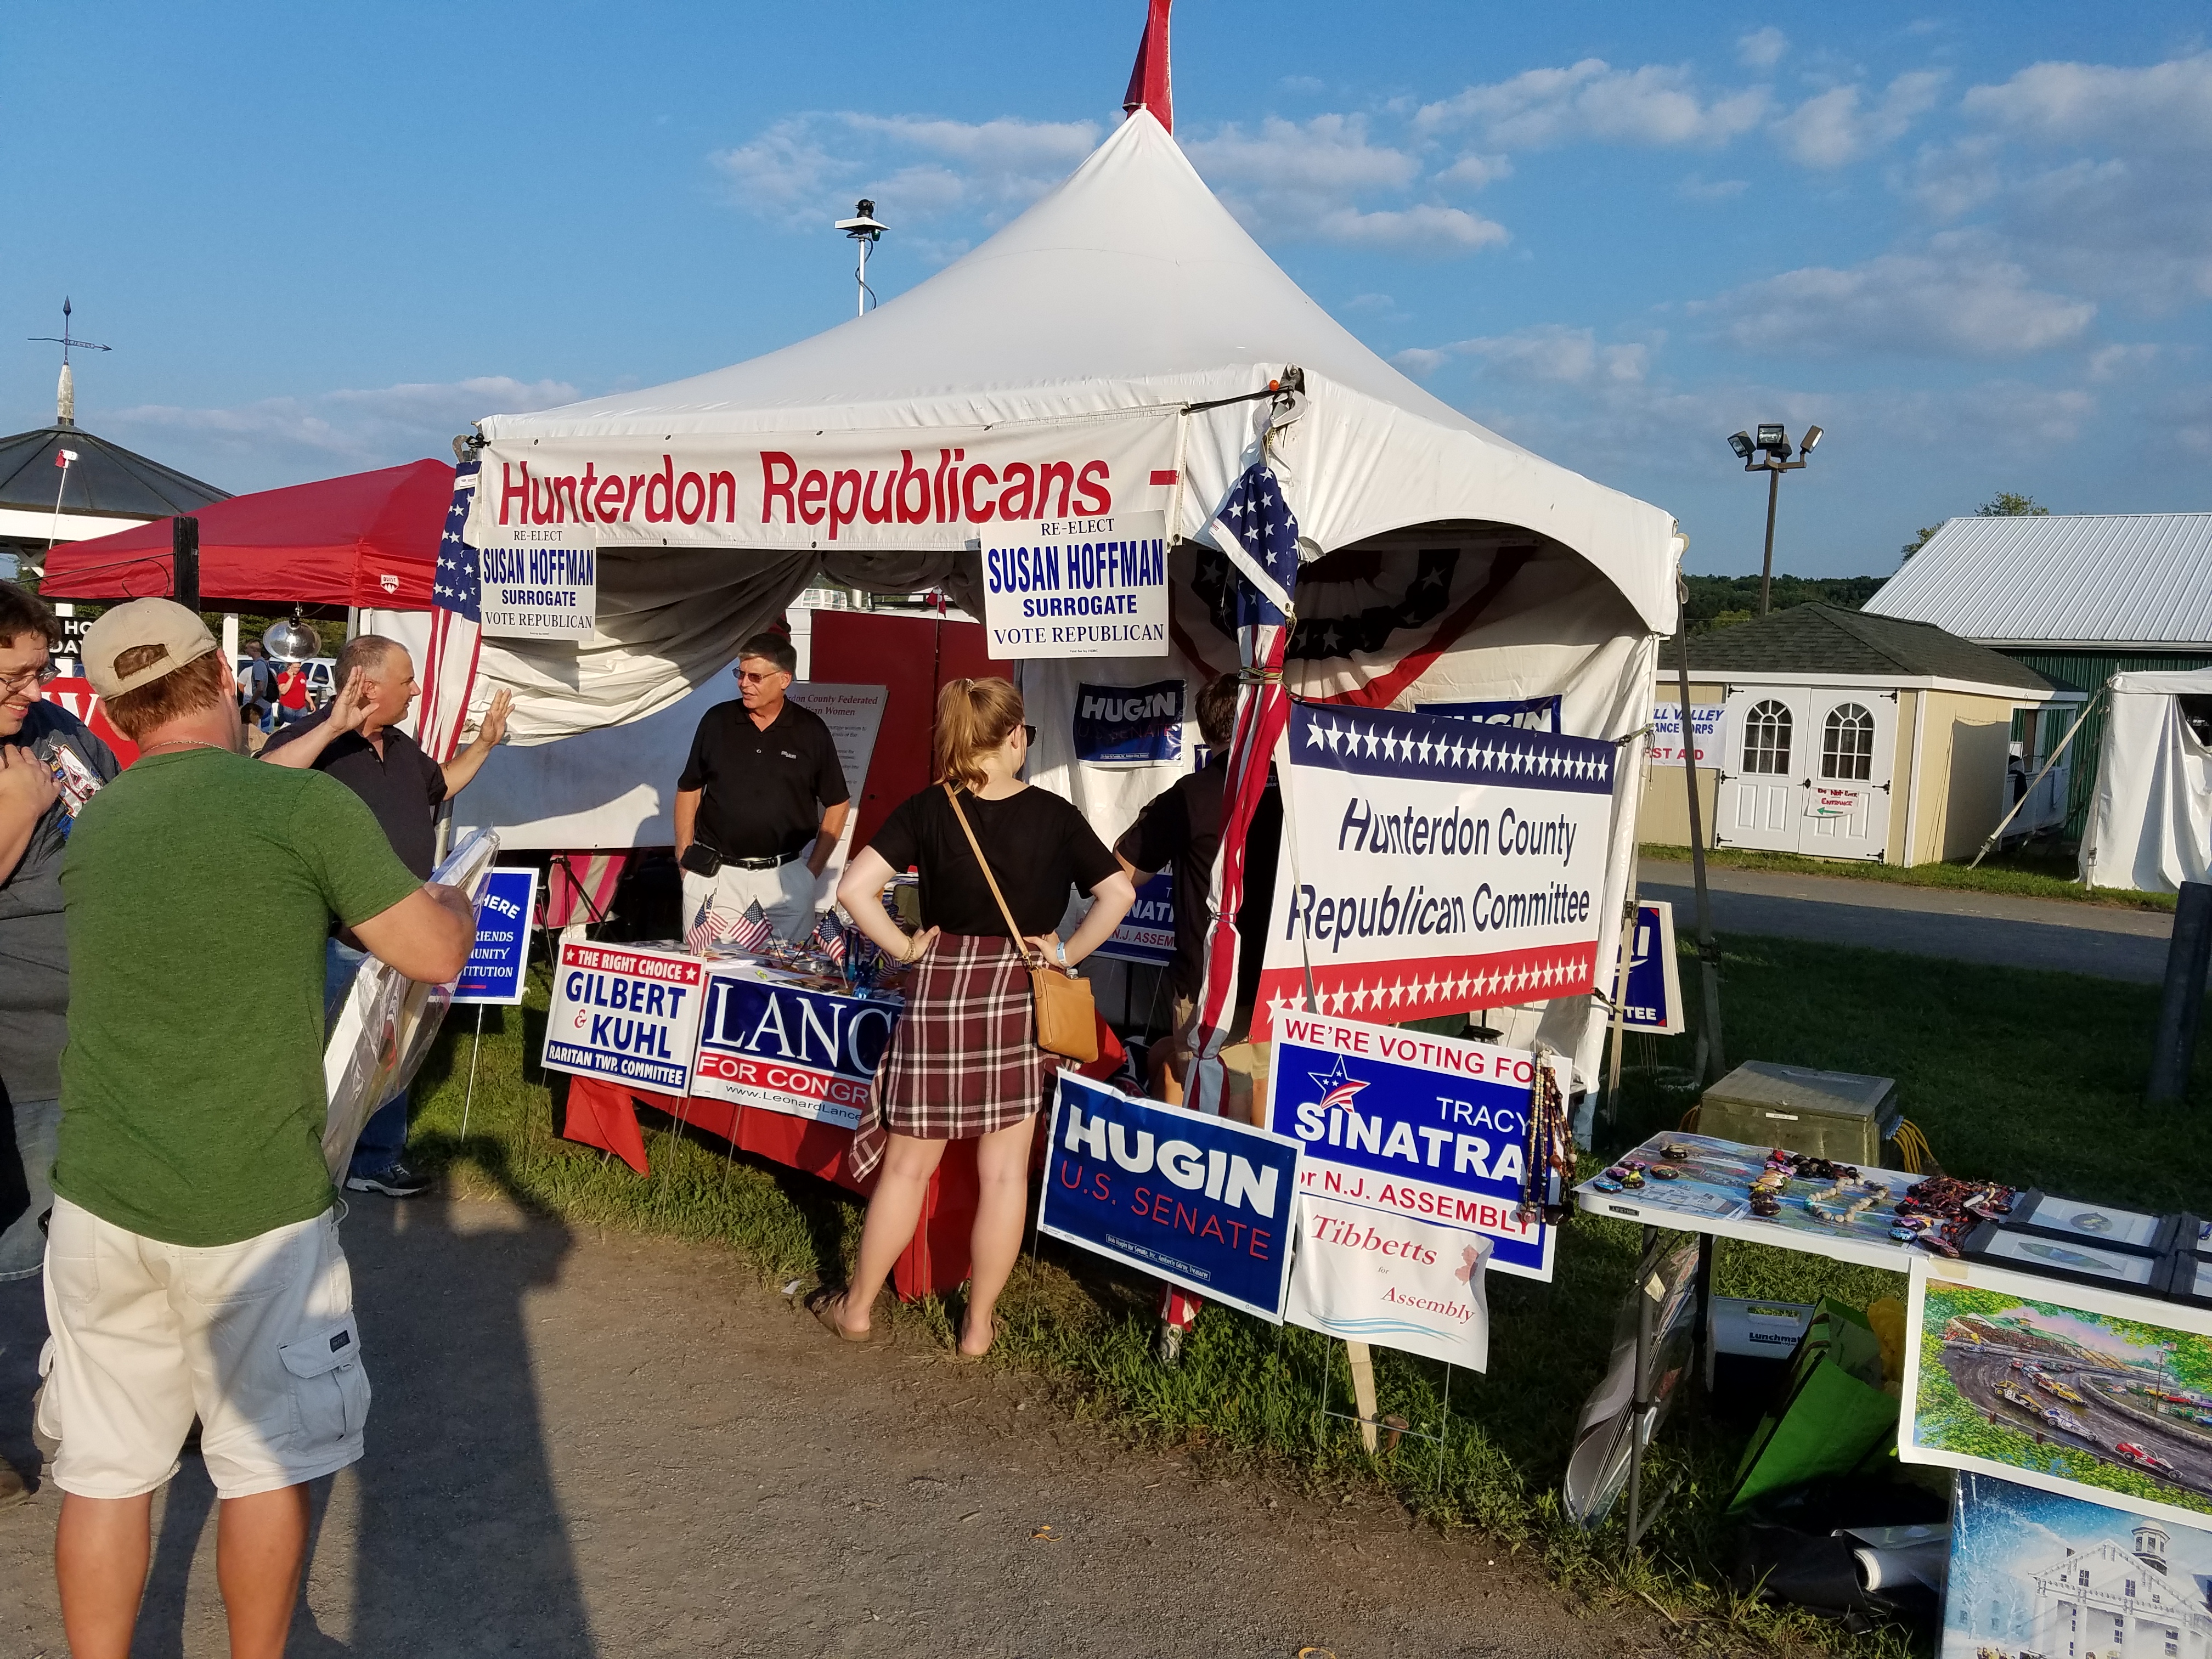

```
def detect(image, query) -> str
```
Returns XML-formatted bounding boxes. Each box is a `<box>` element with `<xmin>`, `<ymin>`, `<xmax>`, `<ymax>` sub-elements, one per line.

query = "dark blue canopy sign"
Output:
<box><xmin>1041</xmin><ymin>1073</ymin><xmax>1303</xmax><ymax>1321</ymax></box>
<box><xmin>1073</xmin><ymin>678</ymin><xmax>1184</xmax><ymax>764</ymax></box>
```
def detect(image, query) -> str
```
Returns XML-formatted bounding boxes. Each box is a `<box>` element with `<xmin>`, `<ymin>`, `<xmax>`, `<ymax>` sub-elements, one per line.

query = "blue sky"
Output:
<box><xmin>5</xmin><ymin>3</ymin><xmax>2207</xmax><ymax>579</ymax></box>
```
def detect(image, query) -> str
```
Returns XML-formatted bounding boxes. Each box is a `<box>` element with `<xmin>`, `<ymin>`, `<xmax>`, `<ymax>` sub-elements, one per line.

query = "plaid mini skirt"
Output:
<box><xmin>848</xmin><ymin>933</ymin><xmax>1054</xmax><ymax>1182</ymax></box>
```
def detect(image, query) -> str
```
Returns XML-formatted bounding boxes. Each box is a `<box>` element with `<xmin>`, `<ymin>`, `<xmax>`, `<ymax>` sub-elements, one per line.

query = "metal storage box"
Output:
<box><xmin>1696</xmin><ymin>1062</ymin><xmax>1900</xmax><ymax>1165</ymax></box>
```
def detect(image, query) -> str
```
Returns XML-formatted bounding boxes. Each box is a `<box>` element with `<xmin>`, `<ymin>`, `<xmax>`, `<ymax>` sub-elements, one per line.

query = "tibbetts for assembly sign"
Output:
<box><xmin>1256</xmin><ymin>699</ymin><xmax>1617</xmax><ymax>1041</ymax></box>
<box><xmin>981</xmin><ymin>511</ymin><xmax>1168</xmax><ymax>659</ymax></box>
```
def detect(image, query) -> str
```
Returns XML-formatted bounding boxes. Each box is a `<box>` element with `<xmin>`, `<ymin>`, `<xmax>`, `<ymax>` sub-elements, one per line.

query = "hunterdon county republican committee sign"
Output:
<box><xmin>541</xmin><ymin>943</ymin><xmax>707</xmax><ymax>1094</ymax></box>
<box><xmin>1040</xmin><ymin>1072</ymin><xmax>1303</xmax><ymax>1321</ymax></box>
<box><xmin>1267</xmin><ymin>1011</ymin><xmax>1558</xmax><ymax>1284</ymax></box>
<box><xmin>980</xmin><ymin>511</ymin><xmax>1168</xmax><ymax>659</ymax></box>
<box><xmin>1254</xmin><ymin>701</ymin><xmax>1617</xmax><ymax>1041</ymax></box>
<box><xmin>689</xmin><ymin>969</ymin><xmax>900</xmax><ymax>1132</ymax></box>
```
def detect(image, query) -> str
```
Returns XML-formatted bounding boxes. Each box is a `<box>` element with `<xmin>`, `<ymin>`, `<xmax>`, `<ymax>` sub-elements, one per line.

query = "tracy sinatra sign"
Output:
<box><xmin>1255</xmin><ymin>699</ymin><xmax>1616</xmax><ymax>1039</ymax></box>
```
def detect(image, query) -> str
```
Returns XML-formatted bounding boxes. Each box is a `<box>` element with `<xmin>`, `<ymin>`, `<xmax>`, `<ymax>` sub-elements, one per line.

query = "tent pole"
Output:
<box><xmin>1967</xmin><ymin>691</ymin><xmax>2103</xmax><ymax>869</ymax></box>
<box><xmin>1673</xmin><ymin>628</ymin><xmax>1726</xmax><ymax>1085</ymax></box>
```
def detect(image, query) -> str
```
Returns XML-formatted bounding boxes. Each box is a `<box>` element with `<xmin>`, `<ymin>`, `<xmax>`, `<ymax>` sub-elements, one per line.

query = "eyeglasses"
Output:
<box><xmin>0</xmin><ymin>663</ymin><xmax>59</xmax><ymax>695</ymax></box>
<box><xmin>736</xmin><ymin>669</ymin><xmax>785</xmax><ymax>685</ymax></box>
<box><xmin>1022</xmin><ymin>724</ymin><xmax>1037</xmax><ymax>745</ymax></box>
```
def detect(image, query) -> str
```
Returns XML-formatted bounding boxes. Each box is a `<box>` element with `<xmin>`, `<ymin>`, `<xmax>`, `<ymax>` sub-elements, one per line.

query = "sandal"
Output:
<box><xmin>952</xmin><ymin>1315</ymin><xmax>1003</xmax><ymax>1361</ymax></box>
<box><xmin>807</xmin><ymin>1288</ymin><xmax>887</xmax><ymax>1344</ymax></box>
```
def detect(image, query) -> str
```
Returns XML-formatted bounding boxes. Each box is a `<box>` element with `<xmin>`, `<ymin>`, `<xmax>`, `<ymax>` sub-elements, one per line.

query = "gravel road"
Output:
<box><xmin>0</xmin><ymin>1193</ymin><xmax>1657</xmax><ymax>1658</ymax></box>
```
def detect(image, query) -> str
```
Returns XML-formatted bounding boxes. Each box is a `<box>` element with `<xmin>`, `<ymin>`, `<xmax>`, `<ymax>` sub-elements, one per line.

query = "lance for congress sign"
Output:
<box><xmin>1040</xmin><ymin>1073</ymin><xmax>1302</xmax><ymax>1321</ymax></box>
<box><xmin>1256</xmin><ymin>701</ymin><xmax>1616</xmax><ymax>1040</ymax></box>
<box><xmin>690</xmin><ymin>969</ymin><xmax>901</xmax><ymax>1132</ymax></box>
<box><xmin>542</xmin><ymin>943</ymin><xmax>707</xmax><ymax>1094</ymax></box>
<box><xmin>981</xmin><ymin>511</ymin><xmax>1169</xmax><ymax>659</ymax></box>
<box><xmin>1267</xmin><ymin>1011</ymin><xmax>1558</xmax><ymax>1284</ymax></box>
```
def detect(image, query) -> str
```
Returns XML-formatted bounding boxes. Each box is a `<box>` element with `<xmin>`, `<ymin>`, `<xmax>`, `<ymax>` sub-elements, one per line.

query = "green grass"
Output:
<box><xmin>400</xmin><ymin>938</ymin><xmax>2212</xmax><ymax>1656</ymax></box>
<box><xmin>1638</xmin><ymin>842</ymin><xmax>2176</xmax><ymax>913</ymax></box>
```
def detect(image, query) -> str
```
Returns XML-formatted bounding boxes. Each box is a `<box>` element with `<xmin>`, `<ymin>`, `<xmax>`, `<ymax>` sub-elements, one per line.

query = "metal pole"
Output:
<box><xmin>1967</xmin><ymin>691</ymin><xmax>2103</xmax><ymax>868</ymax></box>
<box><xmin>171</xmin><ymin>516</ymin><xmax>200</xmax><ymax>614</ymax></box>
<box><xmin>2146</xmin><ymin>881</ymin><xmax>2212</xmax><ymax>1108</ymax></box>
<box><xmin>1757</xmin><ymin>467</ymin><xmax>1780</xmax><ymax>617</ymax></box>
<box><xmin>459</xmin><ymin>1005</ymin><xmax>487</xmax><ymax>1140</ymax></box>
<box><xmin>1673</xmin><ymin>630</ymin><xmax>1728</xmax><ymax>1084</ymax></box>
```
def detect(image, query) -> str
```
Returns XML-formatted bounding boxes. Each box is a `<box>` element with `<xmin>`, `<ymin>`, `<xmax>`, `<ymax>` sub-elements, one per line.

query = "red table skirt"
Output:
<box><xmin>561</xmin><ymin>1075</ymin><xmax>981</xmax><ymax>1300</ymax></box>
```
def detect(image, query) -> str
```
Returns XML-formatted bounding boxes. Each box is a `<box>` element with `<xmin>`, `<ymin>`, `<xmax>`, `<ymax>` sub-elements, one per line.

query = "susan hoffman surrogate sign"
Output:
<box><xmin>541</xmin><ymin>943</ymin><xmax>707</xmax><ymax>1093</ymax></box>
<box><xmin>1256</xmin><ymin>701</ymin><xmax>1616</xmax><ymax>1039</ymax></box>
<box><xmin>981</xmin><ymin>511</ymin><xmax>1168</xmax><ymax>659</ymax></box>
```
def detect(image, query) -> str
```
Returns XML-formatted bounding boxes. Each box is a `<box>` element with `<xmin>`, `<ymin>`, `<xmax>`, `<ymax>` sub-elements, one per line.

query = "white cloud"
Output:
<box><xmin>2170</xmin><ymin>385</ymin><xmax>2212</xmax><ymax>458</ymax></box>
<box><xmin>1700</xmin><ymin>240</ymin><xmax>2096</xmax><ymax>357</ymax></box>
<box><xmin>2086</xmin><ymin>343</ymin><xmax>2163</xmax><ymax>381</ymax></box>
<box><xmin>1414</xmin><ymin>60</ymin><xmax>1770</xmax><ymax>149</ymax></box>
<box><xmin>1187</xmin><ymin>115</ymin><xmax>1507</xmax><ymax>252</ymax></box>
<box><xmin>1279</xmin><ymin>75</ymin><xmax>1325</xmax><ymax>94</ymax></box>
<box><xmin>1434</xmin><ymin>152</ymin><xmax>1512</xmax><ymax>190</ymax></box>
<box><xmin>1737</xmin><ymin>28</ymin><xmax>1788</xmax><ymax>71</ymax></box>
<box><xmin>1773</xmin><ymin>70</ymin><xmax>1947</xmax><ymax>167</ymax></box>
<box><xmin>110</xmin><ymin>376</ymin><xmax>578</xmax><ymax>476</ymax></box>
<box><xmin>1963</xmin><ymin>51</ymin><xmax>2212</xmax><ymax>153</ymax></box>
<box><xmin>1396</xmin><ymin>325</ymin><xmax>1649</xmax><ymax>385</ymax></box>
<box><xmin>710</xmin><ymin>112</ymin><xmax>1099</xmax><ymax>232</ymax></box>
<box><xmin>1678</xmin><ymin>173</ymin><xmax>1751</xmax><ymax>201</ymax></box>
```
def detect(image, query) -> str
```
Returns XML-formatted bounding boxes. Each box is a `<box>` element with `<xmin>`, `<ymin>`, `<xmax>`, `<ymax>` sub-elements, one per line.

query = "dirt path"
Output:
<box><xmin>1</xmin><ymin>1194</ymin><xmax>1658</xmax><ymax>1658</ymax></box>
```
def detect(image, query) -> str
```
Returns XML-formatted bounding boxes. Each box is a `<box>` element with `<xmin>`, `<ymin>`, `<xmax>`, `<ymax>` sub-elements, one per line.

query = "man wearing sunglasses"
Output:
<box><xmin>674</xmin><ymin>631</ymin><xmax>849</xmax><ymax>941</ymax></box>
<box><xmin>0</xmin><ymin>583</ymin><xmax>119</xmax><ymax>1505</ymax></box>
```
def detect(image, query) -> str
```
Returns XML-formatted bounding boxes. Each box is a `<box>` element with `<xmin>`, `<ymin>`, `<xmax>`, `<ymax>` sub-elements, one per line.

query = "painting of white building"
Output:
<box><xmin>1948</xmin><ymin>1474</ymin><xmax>2212</xmax><ymax>1659</ymax></box>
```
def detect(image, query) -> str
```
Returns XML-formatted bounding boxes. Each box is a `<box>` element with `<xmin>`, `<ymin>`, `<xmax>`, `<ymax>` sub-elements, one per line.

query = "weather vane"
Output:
<box><xmin>30</xmin><ymin>297</ymin><xmax>111</xmax><ymax>427</ymax></box>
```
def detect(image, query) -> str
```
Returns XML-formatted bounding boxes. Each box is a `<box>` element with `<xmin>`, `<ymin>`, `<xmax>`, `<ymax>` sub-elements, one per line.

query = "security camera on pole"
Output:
<box><xmin>1725</xmin><ymin>423</ymin><xmax>1823</xmax><ymax>617</ymax></box>
<box><xmin>835</xmin><ymin>199</ymin><xmax>887</xmax><ymax>319</ymax></box>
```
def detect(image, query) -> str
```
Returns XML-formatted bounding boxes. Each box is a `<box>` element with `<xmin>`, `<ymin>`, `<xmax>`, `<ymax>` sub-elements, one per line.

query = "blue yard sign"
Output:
<box><xmin>1040</xmin><ymin>1073</ymin><xmax>1304</xmax><ymax>1321</ymax></box>
<box><xmin>1073</xmin><ymin>678</ymin><xmax>1185</xmax><ymax>764</ymax></box>
<box><xmin>453</xmin><ymin>866</ymin><xmax>539</xmax><ymax>1005</ymax></box>
<box><xmin>689</xmin><ymin>969</ymin><xmax>901</xmax><ymax>1131</ymax></box>
<box><xmin>1092</xmin><ymin>868</ymin><xmax>1177</xmax><ymax>968</ymax></box>
<box><xmin>1266</xmin><ymin>1011</ymin><xmax>1558</xmax><ymax>1281</ymax></box>
<box><xmin>1620</xmin><ymin>900</ymin><xmax>1684</xmax><ymax>1034</ymax></box>
<box><xmin>1419</xmin><ymin>695</ymin><xmax>1561</xmax><ymax>732</ymax></box>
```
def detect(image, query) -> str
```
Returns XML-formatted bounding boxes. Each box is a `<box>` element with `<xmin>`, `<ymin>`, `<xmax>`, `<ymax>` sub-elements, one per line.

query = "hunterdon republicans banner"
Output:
<box><xmin>541</xmin><ymin>943</ymin><xmax>708</xmax><ymax>1093</ymax></box>
<box><xmin>1040</xmin><ymin>1073</ymin><xmax>1303</xmax><ymax>1321</ymax></box>
<box><xmin>1267</xmin><ymin>1011</ymin><xmax>1558</xmax><ymax>1283</ymax></box>
<box><xmin>466</xmin><ymin>409</ymin><xmax>1179</xmax><ymax>552</ymax></box>
<box><xmin>1253</xmin><ymin>701</ymin><xmax>1617</xmax><ymax>1040</ymax></box>
<box><xmin>690</xmin><ymin>969</ymin><xmax>901</xmax><ymax>1132</ymax></box>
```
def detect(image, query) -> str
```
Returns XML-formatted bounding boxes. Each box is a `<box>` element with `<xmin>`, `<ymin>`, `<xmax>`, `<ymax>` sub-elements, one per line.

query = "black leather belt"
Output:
<box><xmin>729</xmin><ymin>851</ymin><xmax>802</xmax><ymax>871</ymax></box>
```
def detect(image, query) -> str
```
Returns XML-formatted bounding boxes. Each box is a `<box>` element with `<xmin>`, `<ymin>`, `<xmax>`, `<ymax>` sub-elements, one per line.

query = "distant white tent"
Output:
<box><xmin>2080</xmin><ymin>672</ymin><xmax>2212</xmax><ymax>893</ymax></box>
<box><xmin>411</xmin><ymin>104</ymin><xmax>1684</xmax><ymax>1088</ymax></box>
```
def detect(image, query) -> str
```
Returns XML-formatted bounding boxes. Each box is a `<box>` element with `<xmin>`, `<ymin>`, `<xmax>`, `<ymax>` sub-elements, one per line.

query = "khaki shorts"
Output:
<box><xmin>1163</xmin><ymin>996</ymin><xmax>1274</xmax><ymax>1124</ymax></box>
<box><xmin>39</xmin><ymin>1197</ymin><xmax>369</xmax><ymax>1500</ymax></box>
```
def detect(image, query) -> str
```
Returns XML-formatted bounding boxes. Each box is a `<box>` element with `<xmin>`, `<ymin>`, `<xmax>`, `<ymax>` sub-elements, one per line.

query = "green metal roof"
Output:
<box><xmin>1664</xmin><ymin>603</ymin><xmax>2056</xmax><ymax>693</ymax></box>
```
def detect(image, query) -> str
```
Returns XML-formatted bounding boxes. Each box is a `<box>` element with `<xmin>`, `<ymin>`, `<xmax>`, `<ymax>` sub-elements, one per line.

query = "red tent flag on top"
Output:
<box><xmin>1122</xmin><ymin>0</ymin><xmax>1173</xmax><ymax>132</ymax></box>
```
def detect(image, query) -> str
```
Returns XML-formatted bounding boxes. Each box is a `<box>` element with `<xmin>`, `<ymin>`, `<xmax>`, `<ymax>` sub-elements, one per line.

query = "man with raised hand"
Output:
<box><xmin>261</xmin><ymin>632</ymin><xmax>510</xmax><ymax>1196</ymax></box>
<box><xmin>43</xmin><ymin>600</ymin><xmax>473</xmax><ymax>1659</ymax></box>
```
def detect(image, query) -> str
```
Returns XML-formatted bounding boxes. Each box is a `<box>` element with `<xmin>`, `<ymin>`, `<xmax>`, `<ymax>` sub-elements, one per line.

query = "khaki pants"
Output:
<box><xmin>680</xmin><ymin>857</ymin><xmax>817</xmax><ymax>941</ymax></box>
<box><xmin>1154</xmin><ymin>995</ymin><xmax>1273</xmax><ymax>1126</ymax></box>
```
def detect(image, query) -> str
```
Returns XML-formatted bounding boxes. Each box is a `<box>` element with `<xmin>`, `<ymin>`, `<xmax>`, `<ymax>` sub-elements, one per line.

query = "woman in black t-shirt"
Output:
<box><xmin>821</xmin><ymin>677</ymin><xmax>1133</xmax><ymax>1357</ymax></box>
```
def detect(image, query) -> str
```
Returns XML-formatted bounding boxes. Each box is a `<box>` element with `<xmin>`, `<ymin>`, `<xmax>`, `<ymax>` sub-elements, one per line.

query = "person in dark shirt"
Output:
<box><xmin>823</xmin><ymin>677</ymin><xmax>1133</xmax><ymax>1359</ymax></box>
<box><xmin>675</xmin><ymin>632</ymin><xmax>850</xmax><ymax>941</ymax></box>
<box><xmin>1115</xmin><ymin>673</ymin><xmax>1282</xmax><ymax>1126</ymax></box>
<box><xmin>262</xmin><ymin>633</ymin><xmax>510</xmax><ymax>1195</ymax></box>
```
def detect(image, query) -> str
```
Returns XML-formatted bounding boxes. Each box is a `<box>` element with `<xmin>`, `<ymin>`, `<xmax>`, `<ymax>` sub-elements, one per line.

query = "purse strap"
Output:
<box><xmin>943</xmin><ymin>782</ymin><xmax>1039</xmax><ymax>967</ymax></box>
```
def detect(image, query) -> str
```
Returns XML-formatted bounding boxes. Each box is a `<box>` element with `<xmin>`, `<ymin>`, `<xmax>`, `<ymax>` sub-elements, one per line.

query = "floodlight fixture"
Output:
<box><xmin>1756</xmin><ymin>423</ymin><xmax>1786</xmax><ymax>450</ymax></box>
<box><xmin>835</xmin><ymin>198</ymin><xmax>888</xmax><ymax>319</ymax></box>
<box><xmin>1801</xmin><ymin>424</ymin><xmax>1823</xmax><ymax>454</ymax></box>
<box><xmin>1728</xmin><ymin>431</ymin><xmax>1754</xmax><ymax>460</ymax></box>
<box><xmin>1726</xmin><ymin>420</ymin><xmax>1825</xmax><ymax>617</ymax></box>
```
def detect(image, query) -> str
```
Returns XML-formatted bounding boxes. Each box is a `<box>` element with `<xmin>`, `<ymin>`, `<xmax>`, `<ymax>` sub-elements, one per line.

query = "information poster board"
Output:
<box><xmin>1040</xmin><ymin>1072</ymin><xmax>1302</xmax><ymax>1321</ymax></box>
<box><xmin>785</xmin><ymin>682</ymin><xmax>887</xmax><ymax>907</ymax></box>
<box><xmin>980</xmin><ymin>511</ymin><xmax>1168</xmax><ymax>659</ymax></box>
<box><xmin>453</xmin><ymin>867</ymin><xmax>539</xmax><ymax>1006</ymax></box>
<box><xmin>690</xmin><ymin>968</ymin><xmax>900</xmax><ymax>1132</ymax></box>
<box><xmin>1267</xmin><ymin>1011</ymin><xmax>1558</xmax><ymax>1283</ymax></box>
<box><xmin>541</xmin><ymin>941</ymin><xmax>707</xmax><ymax>1094</ymax></box>
<box><xmin>1256</xmin><ymin>699</ymin><xmax>1615</xmax><ymax>1040</ymax></box>
<box><xmin>1651</xmin><ymin>702</ymin><xmax>1725</xmax><ymax>766</ymax></box>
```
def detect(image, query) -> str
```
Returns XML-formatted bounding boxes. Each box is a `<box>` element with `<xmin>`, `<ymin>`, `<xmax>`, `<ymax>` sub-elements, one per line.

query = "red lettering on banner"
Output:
<box><xmin>861</xmin><ymin>469</ymin><xmax>894</xmax><ymax>524</ymax></box>
<box><xmin>827</xmin><ymin>469</ymin><xmax>862</xmax><ymax>539</ymax></box>
<box><xmin>500</xmin><ymin>464</ymin><xmax>528</xmax><ymax>524</ymax></box>
<box><xmin>997</xmin><ymin>463</ymin><xmax>1035</xmax><ymax>520</ymax></box>
<box><xmin>798</xmin><ymin>471</ymin><xmax>827</xmax><ymax>525</ymax></box>
<box><xmin>895</xmin><ymin>450</ymin><xmax>930</xmax><ymax>523</ymax></box>
<box><xmin>707</xmin><ymin>471</ymin><xmax>736</xmax><ymax>522</ymax></box>
<box><xmin>1039</xmin><ymin>460</ymin><xmax>1074</xmax><ymax>518</ymax></box>
<box><xmin>675</xmin><ymin>472</ymin><xmax>705</xmax><ymax>524</ymax></box>
<box><xmin>1075</xmin><ymin>460</ymin><xmax>1110</xmax><ymax>515</ymax></box>
<box><xmin>644</xmin><ymin>455</ymin><xmax>676</xmax><ymax>523</ymax></box>
<box><xmin>761</xmin><ymin>453</ymin><xmax>797</xmax><ymax>522</ymax></box>
<box><xmin>962</xmin><ymin>462</ymin><xmax>998</xmax><ymax>522</ymax></box>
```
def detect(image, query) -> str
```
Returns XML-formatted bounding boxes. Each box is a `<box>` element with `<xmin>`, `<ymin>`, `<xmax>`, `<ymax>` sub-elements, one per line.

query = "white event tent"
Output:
<box><xmin>2080</xmin><ymin>671</ymin><xmax>2212</xmax><ymax>893</ymax></box>
<box><xmin>396</xmin><ymin>107</ymin><xmax>1683</xmax><ymax>1091</ymax></box>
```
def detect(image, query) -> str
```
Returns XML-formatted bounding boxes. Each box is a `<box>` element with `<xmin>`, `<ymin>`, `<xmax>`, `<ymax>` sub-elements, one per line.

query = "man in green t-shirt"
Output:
<box><xmin>40</xmin><ymin>600</ymin><xmax>474</xmax><ymax>1659</ymax></box>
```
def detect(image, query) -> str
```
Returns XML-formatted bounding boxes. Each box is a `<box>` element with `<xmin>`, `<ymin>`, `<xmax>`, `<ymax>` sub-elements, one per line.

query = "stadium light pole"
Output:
<box><xmin>1726</xmin><ymin>424</ymin><xmax>1821</xmax><ymax>616</ymax></box>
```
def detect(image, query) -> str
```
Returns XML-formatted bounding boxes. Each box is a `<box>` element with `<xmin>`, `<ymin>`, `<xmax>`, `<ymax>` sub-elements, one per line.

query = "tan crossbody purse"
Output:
<box><xmin>943</xmin><ymin>783</ymin><xmax>1099</xmax><ymax>1063</ymax></box>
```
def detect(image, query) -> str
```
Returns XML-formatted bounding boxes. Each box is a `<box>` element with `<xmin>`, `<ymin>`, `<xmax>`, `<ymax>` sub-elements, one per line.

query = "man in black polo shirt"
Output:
<box><xmin>1115</xmin><ymin>673</ymin><xmax>1282</xmax><ymax>1126</ymax></box>
<box><xmin>675</xmin><ymin>632</ymin><xmax>848</xmax><ymax>941</ymax></box>
<box><xmin>262</xmin><ymin>633</ymin><xmax>510</xmax><ymax>1194</ymax></box>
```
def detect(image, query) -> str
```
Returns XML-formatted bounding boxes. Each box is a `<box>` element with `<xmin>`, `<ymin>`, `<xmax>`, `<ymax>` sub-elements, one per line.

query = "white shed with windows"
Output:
<box><xmin>1640</xmin><ymin>605</ymin><xmax>2077</xmax><ymax>866</ymax></box>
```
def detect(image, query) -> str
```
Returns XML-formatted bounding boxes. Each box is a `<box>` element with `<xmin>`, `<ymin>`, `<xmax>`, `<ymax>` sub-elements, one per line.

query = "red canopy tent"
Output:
<box><xmin>39</xmin><ymin>458</ymin><xmax>450</xmax><ymax>608</ymax></box>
